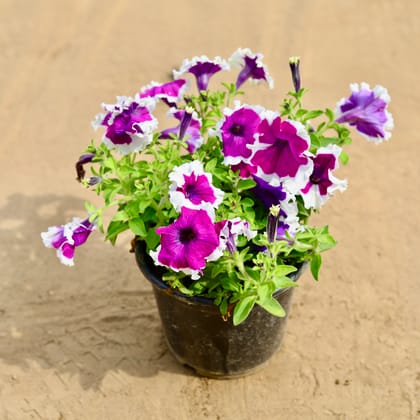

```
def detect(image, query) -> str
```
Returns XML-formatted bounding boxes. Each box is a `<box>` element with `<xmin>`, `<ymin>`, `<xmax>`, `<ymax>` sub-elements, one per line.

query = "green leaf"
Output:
<box><xmin>105</xmin><ymin>220</ymin><xmax>129</xmax><ymax>245</ymax></box>
<box><xmin>128</xmin><ymin>217</ymin><xmax>147</xmax><ymax>237</ymax></box>
<box><xmin>339</xmin><ymin>150</ymin><xmax>349</xmax><ymax>165</ymax></box>
<box><xmin>233</xmin><ymin>295</ymin><xmax>257</xmax><ymax>326</ymax></box>
<box><xmin>258</xmin><ymin>297</ymin><xmax>286</xmax><ymax>317</ymax></box>
<box><xmin>237</xmin><ymin>178</ymin><xmax>257</xmax><ymax>191</ymax></box>
<box><xmin>310</xmin><ymin>253</ymin><xmax>322</xmax><ymax>280</ymax></box>
<box><xmin>146</xmin><ymin>229</ymin><xmax>160</xmax><ymax>250</ymax></box>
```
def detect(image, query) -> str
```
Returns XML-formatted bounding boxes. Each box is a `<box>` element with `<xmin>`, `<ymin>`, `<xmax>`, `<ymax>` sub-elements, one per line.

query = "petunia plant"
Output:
<box><xmin>42</xmin><ymin>48</ymin><xmax>393</xmax><ymax>325</ymax></box>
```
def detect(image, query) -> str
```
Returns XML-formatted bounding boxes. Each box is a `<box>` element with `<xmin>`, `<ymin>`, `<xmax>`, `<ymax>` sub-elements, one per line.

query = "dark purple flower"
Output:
<box><xmin>173</xmin><ymin>55</ymin><xmax>230</xmax><ymax>91</ymax></box>
<box><xmin>335</xmin><ymin>82</ymin><xmax>393</xmax><ymax>143</ymax></box>
<box><xmin>230</xmin><ymin>48</ymin><xmax>274</xmax><ymax>90</ymax></box>
<box><xmin>76</xmin><ymin>153</ymin><xmax>95</xmax><ymax>182</ymax></box>
<box><xmin>218</xmin><ymin>105</ymin><xmax>262</xmax><ymax>164</ymax></box>
<box><xmin>41</xmin><ymin>217</ymin><xmax>96</xmax><ymax>266</ymax></box>
<box><xmin>160</xmin><ymin>108</ymin><xmax>203</xmax><ymax>153</ymax></box>
<box><xmin>139</xmin><ymin>79</ymin><xmax>188</xmax><ymax>106</ymax></box>
<box><xmin>289</xmin><ymin>56</ymin><xmax>301</xmax><ymax>92</ymax></box>
<box><xmin>252</xmin><ymin>176</ymin><xmax>287</xmax><ymax>208</ymax></box>
<box><xmin>151</xmin><ymin>207</ymin><xmax>220</xmax><ymax>279</ymax></box>
<box><xmin>301</xmin><ymin>145</ymin><xmax>347</xmax><ymax>209</ymax></box>
<box><xmin>92</xmin><ymin>96</ymin><xmax>157</xmax><ymax>155</ymax></box>
<box><xmin>250</xmin><ymin>113</ymin><xmax>312</xmax><ymax>192</ymax></box>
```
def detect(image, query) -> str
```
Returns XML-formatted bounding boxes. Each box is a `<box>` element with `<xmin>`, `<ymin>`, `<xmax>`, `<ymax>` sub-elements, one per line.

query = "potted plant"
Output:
<box><xmin>41</xmin><ymin>48</ymin><xmax>393</xmax><ymax>378</ymax></box>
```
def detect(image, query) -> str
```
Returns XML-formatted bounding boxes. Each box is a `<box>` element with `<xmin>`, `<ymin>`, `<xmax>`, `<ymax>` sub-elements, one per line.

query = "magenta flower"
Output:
<box><xmin>335</xmin><ymin>82</ymin><xmax>394</xmax><ymax>143</ymax></box>
<box><xmin>250</xmin><ymin>112</ymin><xmax>313</xmax><ymax>193</ymax></box>
<box><xmin>160</xmin><ymin>108</ymin><xmax>203</xmax><ymax>153</ymax></box>
<box><xmin>217</xmin><ymin>105</ymin><xmax>262</xmax><ymax>165</ymax></box>
<box><xmin>151</xmin><ymin>207</ymin><xmax>220</xmax><ymax>279</ymax></box>
<box><xmin>169</xmin><ymin>161</ymin><xmax>224</xmax><ymax>213</ymax></box>
<box><xmin>230</xmin><ymin>48</ymin><xmax>274</xmax><ymax>90</ymax></box>
<box><xmin>300</xmin><ymin>145</ymin><xmax>347</xmax><ymax>209</ymax></box>
<box><xmin>92</xmin><ymin>96</ymin><xmax>158</xmax><ymax>155</ymax></box>
<box><xmin>173</xmin><ymin>55</ymin><xmax>230</xmax><ymax>91</ymax></box>
<box><xmin>139</xmin><ymin>79</ymin><xmax>189</xmax><ymax>106</ymax></box>
<box><xmin>41</xmin><ymin>217</ymin><xmax>96</xmax><ymax>266</ymax></box>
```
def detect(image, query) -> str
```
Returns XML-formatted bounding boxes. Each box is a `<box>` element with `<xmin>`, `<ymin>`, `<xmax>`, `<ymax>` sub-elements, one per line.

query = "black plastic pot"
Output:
<box><xmin>135</xmin><ymin>240</ymin><xmax>305</xmax><ymax>378</ymax></box>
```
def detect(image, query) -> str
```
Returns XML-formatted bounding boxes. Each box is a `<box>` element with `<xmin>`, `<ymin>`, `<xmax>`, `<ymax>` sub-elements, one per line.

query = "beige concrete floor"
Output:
<box><xmin>0</xmin><ymin>1</ymin><xmax>419</xmax><ymax>418</ymax></box>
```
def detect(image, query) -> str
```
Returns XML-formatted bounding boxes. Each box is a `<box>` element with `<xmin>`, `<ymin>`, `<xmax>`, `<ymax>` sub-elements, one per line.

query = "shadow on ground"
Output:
<box><xmin>0</xmin><ymin>194</ymin><xmax>191</xmax><ymax>389</ymax></box>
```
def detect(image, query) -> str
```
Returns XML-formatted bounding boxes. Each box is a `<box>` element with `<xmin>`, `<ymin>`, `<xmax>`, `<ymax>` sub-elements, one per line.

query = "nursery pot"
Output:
<box><xmin>134</xmin><ymin>240</ymin><xmax>305</xmax><ymax>379</ymax></box>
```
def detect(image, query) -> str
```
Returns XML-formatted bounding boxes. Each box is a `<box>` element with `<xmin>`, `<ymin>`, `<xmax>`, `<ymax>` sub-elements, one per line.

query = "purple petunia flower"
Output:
<box><xmin>252</xmin><ymin>176</ymin><xmax>287</xmax><ymax>209</ymax></box>
<box><xmin>92</xmin><ymin>96</ymin><xmax>158</xmax><ymax>155</ymax></box>
<box><xmin>139</xmin><ymin>79</ymin><xmax>189</xmax><ymax>106</ymax></box>
<box><xmin>150</xmin><ymin>207</ymin><xmax>220</xmax><ymax>279</ymax></box>
<box><xmin>169</xmin><ymin>161</ymin><xmax>224</xmax><ymax>214</ymax></box>
<box><xmin>217</xmin><ymin>218</ymin><xmax>257</xmax><ymax>254</ymax></box>
<box><xmin>173</xmin><ymin>55</ymin><xmax>230</xmax><ymax>91</ymax></box>
<box><xmin>249</xmin><ymin>112</ymin><xmax>313</xmax><ymax>193</ymax></box>
<box><xmin>76</xmin><ymin>153</ymin><xmax>95</xmax><ymax>182</ymax></box>
<box><xmin>160</xmin><ymin>108</ymin><xmax>203</xmax><ymax>153</ymax></box>
<box><xmin>229</xmin><ymin>48</ymin><xmax>274</xmax><ymax>90</ymax></box>
<box><xmin>217</xmin><ymin>104</ymin><xmax>263</xmax><ymax>165</ymax></box>
<box><xmin>335</xmin><ymin>82</ymin><xmax>394</xmax><ymax>143</ymax></box>
<box><xmin>41</xmin><ymin>217</ymin><xmax>96</xmax><ymax>266</ymax></box>
<box><xmin>300</xmin><ymin>145</ymin><xmax>347</xmax><ymax>209</ymax></box>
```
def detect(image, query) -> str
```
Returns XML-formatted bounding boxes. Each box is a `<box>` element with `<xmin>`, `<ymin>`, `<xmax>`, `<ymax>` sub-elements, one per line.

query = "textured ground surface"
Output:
<box><xmin>1</xmin><ymin>0</ymin><xmax>419</xmax><ymax>419</ymax></box>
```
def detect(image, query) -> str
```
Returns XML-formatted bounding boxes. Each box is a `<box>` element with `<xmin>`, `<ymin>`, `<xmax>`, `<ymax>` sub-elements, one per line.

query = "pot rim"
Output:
<box><xmin>134</xmin><ymin>239</ymin><xmax>305</xmax><ymax>307</ymax></box>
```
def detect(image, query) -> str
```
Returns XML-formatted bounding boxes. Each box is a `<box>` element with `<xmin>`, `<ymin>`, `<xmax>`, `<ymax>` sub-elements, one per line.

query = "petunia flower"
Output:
<box><xmin>335</xmin><ymin>82</ymin><xmax>394</xmax><ymax>143</ymax></box>
<box><xmin>169</xmin><ymin>160</ymin><xmax>224</xmax><ymax>213</ymax></box>
<box><xmin>150</xmin><ymin>207</ymin><xmax>220</xmax><ymax>279</ymax></box>
<box><xmin>216</xmin><ymin>104</ymin><xmax>263</xmax><ymax>165</ymax></box>
<box><xmin>229</xmin><ymin>48</ymin><xmax>274</xmax><ymax>90</ymax></box>
<box><xmin>300</xmin><ymin>145</ymin><xmax>347</xmax><ymax>209</ymax></box>
<box><xmin>92</xmin><ymin>96</ymin><xmax>158</xmax><ymax>155</ymax></box>
<box><xmin>76</xmin><ymin>153</ymin><xmax>95</xmax><ymax>182</ymax></box>
<box><xmin>216</xmin><ymin>218</ymin><xmax>257</xmax><ymax>254</ymax></box>
<box><xmin>249</xmin><ymin>112</ymin><xmax>313</xmax><ymax>193</ymax></box>
<box><xmin>252</xmin><ymin>176</ymin><xmax>287</xmax><ymax>209</ymax></box>
<box><xmin>139</xmin><ymin>79</ymin><xmax>189</xmax><ymax>106</ymax></box>
<box><xmin>41</xmin><ymin>217</ymin><xmax>96</xmax><ymax>266</ymax></box>
<box><xmin>173</xmin><ymin>55</ymin><xmax>230</xmax><ymax>91</ymax></box>
<box><xmin>160</xmin><ymin>107</ymin><xmax>203</xmax><ymax>153</ymax></box>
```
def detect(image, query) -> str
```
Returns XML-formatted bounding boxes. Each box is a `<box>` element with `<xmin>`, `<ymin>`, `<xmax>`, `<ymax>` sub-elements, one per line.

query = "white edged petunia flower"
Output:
<box><xmin>169</xmin><ymin>160</ymin><xmax>224</xmax><ymax>214</ymax></box>
<box><xmin>92</xmin><ymin>96</ymin><xmax>158</xmax><ymax>155</ymax></box>
<box><xmin>150</xmin><ymin>207</ymin><xmax>220</xmax><ymax>280</ymax></box>
<box><xmin>138</xmin><ymin>79</ymin><xmax>189</xmax><ymax>106</ymax></box>
<box><xmin>229</xmin><ymin>48</ymin><xmax>274</xmax><ymax>90</ymax></box>
<box><xmin>173</xmin><ymin>55</ymin><xmax>230</xmax><ymax>92</ymax></box>
<box><xmin>215</xmin><ymin>103</ymin><xmax>264</xmax><ymax>165</ymax></box>
<box><xmin>335</xmin><ymin>82</ymin><xmax>394</xmax><ymax>143</ymax></box>
<box><xmin>41</xmin><ymin>217</ymin><xmax>96</xmax><ymax>266</ymax></box>
<box><xmin>300</xmin><ymin>145</ymin><xmax>347</xmax><ymax>209</ymax></box>
<box><xmin>249</xmin><ymin>112</ymin><xmax>313</xmax><ymax>194</ymax></box>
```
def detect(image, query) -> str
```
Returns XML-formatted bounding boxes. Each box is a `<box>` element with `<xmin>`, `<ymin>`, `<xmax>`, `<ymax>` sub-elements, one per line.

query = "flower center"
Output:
<box><xmin>230</xmin><ymin>123</ymin><xmax>244</xmax><ymax>136</ymax></box>
<box><xmin>179</xmin><ymin>227</ymin><xmax>196</xmax><ymax>244</ymax></box>
<box><xmin>310</xmin><ymin>175</ymin><xmax>322</xmax><ymax>184</ymax></box>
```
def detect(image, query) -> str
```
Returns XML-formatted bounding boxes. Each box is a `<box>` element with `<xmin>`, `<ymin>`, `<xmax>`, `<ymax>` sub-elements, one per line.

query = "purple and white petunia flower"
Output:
<box><xmin>41</xmin><ymin>217</ymin><xmax>96</xmax><ymax>266</ymax></box>
<box><xmin>216</xmin><ymin>104</ymin><xmax>263</xmax><ymax>165</ymax></box>
<box><xmin>216</xmin><ymin>217</ymin><xmax>257</xmax><ymax>254</ymax></box>
<box><xmin>159</xmin><ymin>107</ymin><xmax>203</xmax><ymax>153</ymax></box>
<box><xmin>229</xmin><ymin>48</ymin><xmax>274</xmax><ymax>90</ymax></box>
<box><xmin>266</xmin><ymin>199</ymin><xmax>301</xmax><ymax>243</ymax></box>
<box><xmin>173</xmin><ymin>55</ymin><xmax>230</xmax><ymax>91</ymax></box>
<box><xmin>249</xmin><ymin>112</ymin><xmax>313</xmax><ymax>193</ymax></box>
<box><xmin>300</xmin><ymin>145</ymin><xmax>347</xmax><ymax>209</ymax></box>
<box><xmin>92</xmin><ymin>96</ymin><xmax>158</xmax><ymax>155</ymax></box>
<box><xmin>335</xmin><ymin>82</ymin><xmax>394</xmax><ymax>143</ymax></box>
<box><xmin>169</xmin><ymin>160</ymin><xmax>224</xmax><ymax>214</ymax></box>
<box><xmin>139</xmin><ymin>79</ymin><xmax>189</xmax><ymax>106</ymax></box>
<box><xmin>150</xmin><ymin>207</ymin><xmax>220</xmax><ymax>279</ymax></box>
